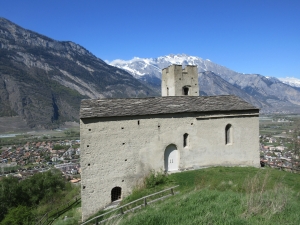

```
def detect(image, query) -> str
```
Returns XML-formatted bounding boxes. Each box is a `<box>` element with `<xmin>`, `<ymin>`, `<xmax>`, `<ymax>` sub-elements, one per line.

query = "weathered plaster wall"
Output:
<box><xmin>80</xmin><ymin>112</ymin><xmax>259</xmax><ymax>221</ymax></box>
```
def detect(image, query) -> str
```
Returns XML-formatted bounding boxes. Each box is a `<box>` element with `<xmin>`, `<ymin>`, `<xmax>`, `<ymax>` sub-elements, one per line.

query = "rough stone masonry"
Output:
<box><xmin>80</xmin><ymin>64</ymin><xmax>260</xmax><ymax>221</ymax></box>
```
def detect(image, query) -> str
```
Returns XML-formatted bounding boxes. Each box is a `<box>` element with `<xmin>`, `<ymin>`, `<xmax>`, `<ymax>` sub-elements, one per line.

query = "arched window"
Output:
<box><xmin>225</xmin><ymin>124</ymin><xmax>232</xmax><ymax>145</ymax></box>
<box><xmin>183</xmin><ymin>133</ymin><xmax>189</xmax><ymax>147</ymax></box>
<box><xmin>183</xmin><ymin>86</ymin><xmax>189</xmax><ymax>95</ymax></box>
<box><xmin>111</xmin><ymin>187</ymin><xmax>122</xmax><ymax>202</ymax></box>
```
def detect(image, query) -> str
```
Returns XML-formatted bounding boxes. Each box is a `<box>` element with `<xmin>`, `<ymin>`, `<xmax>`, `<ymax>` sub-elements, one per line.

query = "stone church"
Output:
<box><xmin>80</xmin><ymin>64</ymin><xmax>259</xmax><ymax>220</ymax></box>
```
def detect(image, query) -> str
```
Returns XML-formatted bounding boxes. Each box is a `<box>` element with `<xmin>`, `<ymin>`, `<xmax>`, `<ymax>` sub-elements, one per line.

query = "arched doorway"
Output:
<box><xmin>164</xmin><ymin>144</ymin><xmax>179</xmax><ymax>172</ymax></box>
<box><xmin>111</xmin><ymin>187</ymin><xmax>122</xmax><ymax>202</ymax></box>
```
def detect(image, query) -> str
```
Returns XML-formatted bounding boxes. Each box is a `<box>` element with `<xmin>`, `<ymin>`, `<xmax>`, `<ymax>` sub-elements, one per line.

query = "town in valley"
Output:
<box><xmin>0</xmin><ymin>114</ymin><xmax>299</xmax><ymax>182</ymax></box>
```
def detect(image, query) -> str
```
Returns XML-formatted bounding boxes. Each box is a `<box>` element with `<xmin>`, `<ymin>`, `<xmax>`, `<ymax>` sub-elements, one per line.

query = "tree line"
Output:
<box><xmin>0</xmin><ymin>169</ymin><xmax>77</xmax><ymax>224</ymax></box>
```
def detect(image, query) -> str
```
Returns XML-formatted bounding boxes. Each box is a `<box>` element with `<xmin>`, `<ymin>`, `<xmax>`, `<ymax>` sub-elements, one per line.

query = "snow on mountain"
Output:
<box><xmin>278</xmin><ymin>77</ymin><xmax>300</xmax><ymax>88</ymax></box>
<box><xmin>110</xmin><ymin>54</ymin><xmax>236</xmax><ymax>79</ymax></box>
<box><xmin>110</xmin><ymin>54</ymin><xmax>300</xmax><ymax>114</ymax></box>
<box><xmin>110</xmin><ymin>57</ymin><xmax>159</xmax><ymax>78</ymax></box>
<box><xmin>110</xmin><ymin>54</ymin><xmax>299</xmax><ymax>92</ymax></box>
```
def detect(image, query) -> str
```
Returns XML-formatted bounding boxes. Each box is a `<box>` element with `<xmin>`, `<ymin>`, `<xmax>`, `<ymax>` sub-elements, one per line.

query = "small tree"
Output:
<box><xmin>0</xmin><ymin>205</ymin><xmax>33</xmax><ymax>225</ymax></box>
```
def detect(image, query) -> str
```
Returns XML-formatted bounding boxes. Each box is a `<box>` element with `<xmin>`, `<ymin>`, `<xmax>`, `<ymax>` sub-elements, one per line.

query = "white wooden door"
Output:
<box><xmin>164</xmin><ymin>144</ymin><xmax>178</xmax><ymax>172</ymax></box>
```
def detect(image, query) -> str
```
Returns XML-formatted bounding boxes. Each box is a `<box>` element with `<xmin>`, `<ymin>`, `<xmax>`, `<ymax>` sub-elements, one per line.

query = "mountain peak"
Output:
<box><xmin>110</xmin><ymin>54</ymin><xmax>300</xmax><ymax>114</ymax></box>
<box><xmin>110</xmin><ymin>54</ymin><xmax>236</xmax><ymax>79</ymax></box>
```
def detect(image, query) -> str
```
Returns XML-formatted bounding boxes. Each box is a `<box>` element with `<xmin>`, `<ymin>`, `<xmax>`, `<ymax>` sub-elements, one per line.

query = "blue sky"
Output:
<box><xmin>1</xmin><ymin>0</ymin><xmax>299</xmax><ymax>78</ymax></box>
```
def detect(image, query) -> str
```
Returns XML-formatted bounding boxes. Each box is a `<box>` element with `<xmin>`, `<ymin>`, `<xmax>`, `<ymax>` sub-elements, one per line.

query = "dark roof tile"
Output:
<box><xmin>80</xmin><ymin>96</ymin><xmax>258</xmax><ymax>119</ymax></box>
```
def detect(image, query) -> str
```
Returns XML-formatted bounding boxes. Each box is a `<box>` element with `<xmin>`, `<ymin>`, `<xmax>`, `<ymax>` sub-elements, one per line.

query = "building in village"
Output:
<box><xmin>80</xmin><ymin>64</ymin><xmax>260</xmax><ymax>220</ymax></box>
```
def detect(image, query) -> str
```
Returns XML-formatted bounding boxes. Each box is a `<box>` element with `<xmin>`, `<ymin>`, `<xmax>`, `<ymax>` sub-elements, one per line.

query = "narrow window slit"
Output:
<box><xmin>225</xmin><ymin>124</ymin><xmax>232</xmax><ymax>145</ymax></box>
<box><xmin>183</xmin><ymin>133</ymin><xmax>189</xmax><ymax>147</ymax></box>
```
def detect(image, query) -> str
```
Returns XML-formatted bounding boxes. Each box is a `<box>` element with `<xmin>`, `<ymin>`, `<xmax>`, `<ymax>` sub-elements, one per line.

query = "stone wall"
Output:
<box><xmin>80</xmin><ymin>112</ymin><xmax>259</xmax><ymax>221</ymax></box>
<box><xmin>161</xmin><ymin>65</ymin><xmax>199</xmax><ymax>96</ymax></box>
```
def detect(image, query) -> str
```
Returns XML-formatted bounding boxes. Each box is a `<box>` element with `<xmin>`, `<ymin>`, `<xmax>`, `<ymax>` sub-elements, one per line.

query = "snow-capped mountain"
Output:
<box><xmin>110</xmin><ymin>54</ymin><xmax>300</xmax><ymax>114</ymax></box>
<box><xmin>110</xmin><ymin>54</ymin><xmax>239</xmax><ymax>79</ymax></box>
<box><xmin>278</xmin><ymin>77</ymin><xmax>300</xmax><ymax>88</ymax></box>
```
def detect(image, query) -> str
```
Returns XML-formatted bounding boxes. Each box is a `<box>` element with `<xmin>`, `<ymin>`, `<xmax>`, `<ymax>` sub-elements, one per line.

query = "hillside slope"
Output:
<box><xmin>0</xmin><ymin>18</ymin><xmax>157</xmax><ymax>128</ymax></box>
<box><xmin>199</xmin><ymin>71</ymin><xmax>300</xmax><ymax>113</ymax></box>
<box><xmin>117</xmin><ymin>167</ymin><xmax>300</xmax><ymax>225</ymax></box>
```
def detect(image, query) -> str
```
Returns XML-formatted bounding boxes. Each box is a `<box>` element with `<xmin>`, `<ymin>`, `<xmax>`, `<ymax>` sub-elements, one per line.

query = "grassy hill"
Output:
<box><xmin>105</xmin><ymin>167</ymin><xmax>300</xmax><ymax>225</ymax></box>
<box><xmin>53</xmin><ymin>167</ymin><xmax>300</xmax><ymax>224</ymax></box>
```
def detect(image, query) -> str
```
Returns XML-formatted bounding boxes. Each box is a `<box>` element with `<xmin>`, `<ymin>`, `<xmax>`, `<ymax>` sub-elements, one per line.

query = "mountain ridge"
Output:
<box><xmin>0</xmin><ymin>17</ymin><xmax>157</xmax><ymax>129</ymax></box>
<box><xmin>110</xmin><ymin>54</ymin><xmax>300</xmax><ymax>114</ymax></box>
<box><xmin>1</xmin><ymin>17</ymin><xmax>300</xmax><ymax>129</ymax></box>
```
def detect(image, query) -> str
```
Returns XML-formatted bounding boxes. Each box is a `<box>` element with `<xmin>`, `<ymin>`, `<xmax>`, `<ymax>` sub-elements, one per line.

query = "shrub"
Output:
<box><xmin>144</xmin><ymin>170</ymin><xmax>169</xmax><ymax>188</ymax></box>
<box><xmin>53</xmin><ymin>144</ymin><xmax>69</xmax><ymax>150</ymax></box>
<box><xmin>0</xmin><ymin>205</ymin><xmax>33</xmax><ymax>225</ymax></box>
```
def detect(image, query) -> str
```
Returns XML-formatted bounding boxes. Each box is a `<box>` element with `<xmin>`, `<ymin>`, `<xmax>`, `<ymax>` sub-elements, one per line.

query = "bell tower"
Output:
<box><xmin>161</xmin><ymin>65</ymin><xmax>199</xmax><ymax>96</ymax></box>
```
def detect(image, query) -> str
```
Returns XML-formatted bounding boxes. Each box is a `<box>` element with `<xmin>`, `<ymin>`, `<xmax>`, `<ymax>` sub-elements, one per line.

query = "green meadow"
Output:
<box><xmin>104</xmin><ymin>167</ymin><xmax>300</xmax><ymax>225</ymax></box>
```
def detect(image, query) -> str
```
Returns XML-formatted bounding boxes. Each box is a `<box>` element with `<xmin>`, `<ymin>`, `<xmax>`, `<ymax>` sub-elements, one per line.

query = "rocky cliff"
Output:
<box><xmin>199</xmin><ymin>71</ymin><xmax>300</xmax><ymax>113</ymax></box>
<box><xmin>0</xmin><ymin>18</ymin><xmax>157</xmax><ymax>128</ymax></box>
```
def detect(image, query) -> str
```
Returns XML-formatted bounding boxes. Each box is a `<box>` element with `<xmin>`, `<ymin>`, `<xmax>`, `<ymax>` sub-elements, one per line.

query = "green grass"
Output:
<box><xmin>99</xmin><ymin>167</ymin><xmax>300</xmax><ymax>225</ymax></box>
<box><xmin>118</xmin><ymin>188</ymin><xmax>300</xmax><ymax>225</ymax></box>
<box><xmin>259</xmin><ymin>115</ymin><xmax>300</xmax><ymax>137</ymax></box>
<box><xmin>52</xmin><ymin>202</ymin><xmax>82</xmax><ymax>225</ymax></box>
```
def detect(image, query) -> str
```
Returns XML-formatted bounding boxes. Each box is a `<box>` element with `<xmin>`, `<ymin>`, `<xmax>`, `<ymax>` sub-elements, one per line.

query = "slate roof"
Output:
<box><xmin>80</xmin><ymin>95</ymin><xmax>258</xmax><ymax>119</ymax></box>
